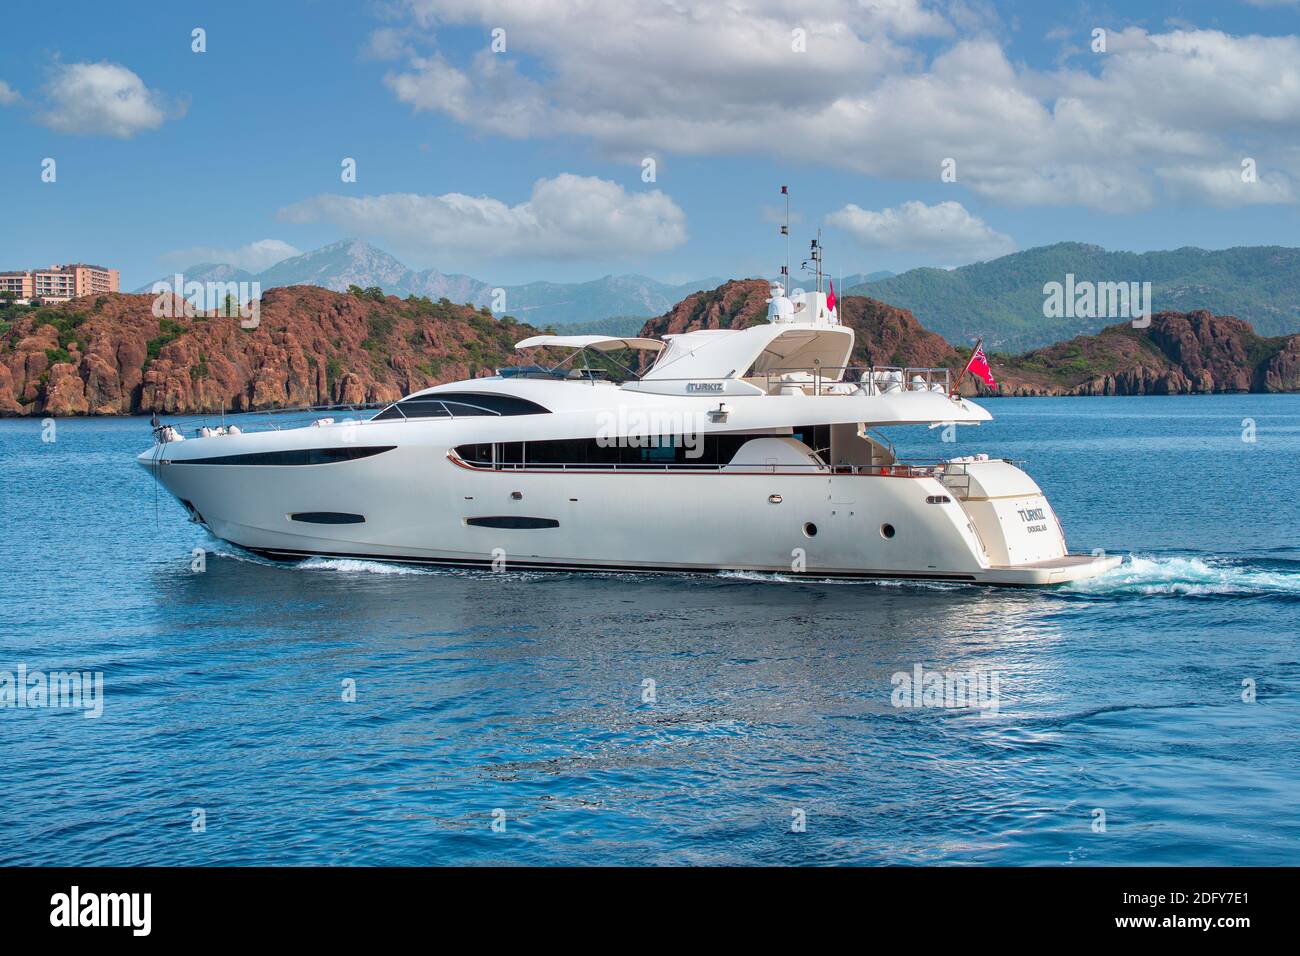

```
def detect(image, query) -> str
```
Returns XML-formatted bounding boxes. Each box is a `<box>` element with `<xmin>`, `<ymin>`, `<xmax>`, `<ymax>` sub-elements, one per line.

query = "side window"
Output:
<box><xmin>432</xmin><ymin>393</ymin><xmax>549</xmax><ymax>416</ymax></box>
<box><xmin>457</xmin><ymin>443</ymin><xmax>494</xmax><ymax>464</ymax></box>
<box><xmin>399</xmin><ymin>399</ymin><xmax>452</xmax><ymax>419</ymax></box>
<box><xmin>640</xmin><ymin>444</ymin><xmax>677</xmax><ymax>463</ymax></box>
<box><xmin>372</xmin><ymin>399</ymin><xmax>450</xmax><ymax>420</ymax></box>
<box><xmin>440</xmin><ymin>401</ymin><xmax>496</xmax><ymax>417</ymax></box>
<box><xmin>457</xmin><ymin>434</ymin><xmax>809</xmax><ymax>469</ymax></box>
<box><xmin>375</xmin><ymin>393</ymin><xmax>550</xmax><ymax>421</ymax></box>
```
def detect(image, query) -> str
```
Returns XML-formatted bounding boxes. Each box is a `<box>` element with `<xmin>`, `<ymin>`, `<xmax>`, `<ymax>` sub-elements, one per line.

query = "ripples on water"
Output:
<box><xmin>1</xmin><ymin>396</ymin><xmax>1298</xmax><ymax>865</ymax></box>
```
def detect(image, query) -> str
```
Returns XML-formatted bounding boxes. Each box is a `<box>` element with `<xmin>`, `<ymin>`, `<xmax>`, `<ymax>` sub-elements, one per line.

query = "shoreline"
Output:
<box><xmin>3</xmin><ymin>390</ymin><xmax>1297</xmax><ymax>422</ymax></box>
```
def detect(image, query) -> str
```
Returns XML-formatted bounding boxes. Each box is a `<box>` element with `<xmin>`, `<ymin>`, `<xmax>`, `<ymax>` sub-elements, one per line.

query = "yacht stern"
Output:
<box><xmin>972</xmin><ymin>552</ymin><xmax>1121</xmax><ymax>586</ymax></box>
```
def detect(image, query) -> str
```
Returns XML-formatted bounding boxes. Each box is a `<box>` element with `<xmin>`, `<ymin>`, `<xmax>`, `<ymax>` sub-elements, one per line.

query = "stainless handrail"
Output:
<box><xmin>863</xmin><ymin>427</ymin><xmax>895</xmax><ymax>458</ymax></box>
<box><xmin>762</xmin><ymin>365</ymin><xmax>951</xmax><ymax>396</ymax></box>
<box><xmin>152</xmin><ymin>401</ymin><xmax>386</xmax><ymax>442</ymax></box>
<box><xmin>452</xmin><ymin>454</ymin><xmax>965</xmax><ymax>477</ymax></box>
<box><xmin>153</xmin><ymin>397</ymin><xmax>514</xmax><ymax>443</ymax></box>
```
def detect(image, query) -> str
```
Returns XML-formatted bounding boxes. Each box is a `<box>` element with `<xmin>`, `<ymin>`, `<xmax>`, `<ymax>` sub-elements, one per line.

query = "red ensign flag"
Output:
<box><xmin>826</xmin><ymin>279</ymin><xmax>837</xmax><ymax>314</ymax></box>
<box><xmin>965</xmin><ymin>344</ymin><xmax>997</xmax><ymax>387</ymax></box>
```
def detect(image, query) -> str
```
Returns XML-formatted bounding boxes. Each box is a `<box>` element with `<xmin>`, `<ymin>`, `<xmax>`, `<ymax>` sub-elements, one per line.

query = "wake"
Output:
<box><xmin>207</xmin><ymin>544</ymin><xmax>1300</xmax><ymax>598</ymax></box>
<box><xmin>1066</xmin><ymin>554</ymin><xmax>1300</xmax><ymax>598</ymax></box>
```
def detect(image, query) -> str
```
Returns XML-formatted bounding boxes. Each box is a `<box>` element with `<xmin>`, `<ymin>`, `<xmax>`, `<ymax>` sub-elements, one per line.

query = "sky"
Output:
<box><xmin>1</xmin><ymin>0</ymin><xmax>1299</xmax><ymax>291</ymax></box>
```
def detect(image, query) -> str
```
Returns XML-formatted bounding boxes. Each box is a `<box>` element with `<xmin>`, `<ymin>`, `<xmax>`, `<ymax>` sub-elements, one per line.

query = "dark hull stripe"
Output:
<box><xmin>172</xmin><ymin>446</ymin><xmax>396</xmax><ymax>466</ymax></box>
<box><xmin>237</xmin><ymin>543</ymin><xmax>980</xmax><ymax>582</ymax></box>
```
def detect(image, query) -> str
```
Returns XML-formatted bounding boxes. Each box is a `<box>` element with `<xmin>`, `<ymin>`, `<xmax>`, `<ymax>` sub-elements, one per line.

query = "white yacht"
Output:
<box><xmin>138</xmin><ymin>271</ymin><xmax>1118</xmax><ymax>586</ymax></box>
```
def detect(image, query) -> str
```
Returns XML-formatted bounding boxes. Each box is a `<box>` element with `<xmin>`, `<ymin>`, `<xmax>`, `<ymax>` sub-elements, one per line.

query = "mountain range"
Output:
<box><xmin>141</xmin><ymin>239</ymin><xmax>1300</xmax><ymax>354</ymax></box>
<box><xmin>140</xmin><ymin>240</ymin><xmax>722</xmax><ymax>330</ymax></box>
<box><xmin>840</xmin><ymin>270</ymin><xmax>895</xmax><ymax>288</ymax></box>
<box><xmin>848</xmin><ymin>242</ymin><xmax>1300</xmax><ymax>350</ymax></box>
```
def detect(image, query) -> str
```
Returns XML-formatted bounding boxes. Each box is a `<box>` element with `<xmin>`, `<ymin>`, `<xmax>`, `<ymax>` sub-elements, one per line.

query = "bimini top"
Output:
<box><xmin>515</xmin><ymin>334</ymin><xmax>665</xmax><ymax>353</ymax></box>
<box><xmin>642</xmin><ymin>322</ymin><xmax>854</xmax><ymax>382</ymax></box>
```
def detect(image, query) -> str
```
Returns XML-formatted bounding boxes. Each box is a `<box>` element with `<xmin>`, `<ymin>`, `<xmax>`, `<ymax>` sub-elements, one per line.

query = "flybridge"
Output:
<box><xmin>506</xmin><ymin>194</ymin><xmax>862</xmax><ymax>393</ymax></box>
<box><xmin>489</xmin><ymin>190</ymin><xmax>972</xmax><ymax>411</ymax></box>
<box><xmin>634</xmin><ymin>196</ymin><xmax>849</xmax><ymax>387</ymax></box>
<box><xmin>636</xmin><ymin>320</ymin><xmax>854</xmax><ymax>387</ymax></box>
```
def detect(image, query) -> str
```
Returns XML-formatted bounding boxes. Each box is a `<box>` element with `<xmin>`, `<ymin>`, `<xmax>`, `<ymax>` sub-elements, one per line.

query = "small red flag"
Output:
<box><xmin>826</xmin><ymin>279</ymin><xmax>837</xmax><ymax>314</ymax></box>
<box><xmin>964</xmin><ymin>344</ymin><xmax>997</xmax><ymax>387</ymax></box>
<box><xmin>780</xmin><ymin>185</ymin><xmax>788</xmax><ymax>195</ymax></box>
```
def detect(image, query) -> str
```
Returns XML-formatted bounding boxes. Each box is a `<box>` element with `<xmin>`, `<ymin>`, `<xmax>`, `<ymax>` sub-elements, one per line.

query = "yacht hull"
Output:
<box><xmin>138</xmin><ymin>445</ymin><xmax>1119</xmax><ymax>587</ymax></box>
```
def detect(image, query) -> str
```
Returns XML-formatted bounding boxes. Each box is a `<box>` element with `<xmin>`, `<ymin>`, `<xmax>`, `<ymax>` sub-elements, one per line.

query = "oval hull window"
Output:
<box><xmin>466</xmin><ymin>516</ymin><xmax>559</xmax><ymax>529</ymax></box>
<box><xmin>290</xmin><ymin>512</ymin><xmax>366</xmax><ymax>524</ymax></box>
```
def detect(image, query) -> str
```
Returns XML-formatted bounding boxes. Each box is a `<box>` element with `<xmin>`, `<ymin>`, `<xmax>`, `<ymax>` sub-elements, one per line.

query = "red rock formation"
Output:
<box><xmin>989</xmin><ymin>311</ymin><xmax>1300</xmax><ymax>397</ymax></box>
<box><xmin>3</xmin><ymin>284</ymin><xmax>1297</xmax><ymax>414</ymax></box>
<box><xmin>642</xmin><ymin>279</ymin><xmax>773</xmax><ymax>335</ymax></box>
<box><xmin>1260</xmin><ymin>336</ymin><xmax>1300</xmax><ymax>392</ymax></box>
<box><xmin>0</xmin><ymin>287</ymin><xmax>544</xmax><ymax>416</ymax></box>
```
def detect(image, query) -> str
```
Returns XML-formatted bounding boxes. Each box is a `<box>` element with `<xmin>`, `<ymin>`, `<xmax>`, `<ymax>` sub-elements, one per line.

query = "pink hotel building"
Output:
<box><xmin>0</xmin><ymin>263</ymin><xmax>120</xmax><ymax>303</ymax></box>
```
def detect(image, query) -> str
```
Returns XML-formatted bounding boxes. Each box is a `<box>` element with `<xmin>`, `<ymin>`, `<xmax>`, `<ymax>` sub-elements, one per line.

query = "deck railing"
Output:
<box><xmin>151</xmin><ymin>402</ymin><xmax>385</xmax><ymax>443</ymax></box>
<box><xmin>763</xmin><ymin>365</ymin><xmax>951</xmax><ymax>396</ymax></box>
<box><xmin>451</xmin><ymin>452</ymin><xmax>979</xmax><ymax>479</ymax></box>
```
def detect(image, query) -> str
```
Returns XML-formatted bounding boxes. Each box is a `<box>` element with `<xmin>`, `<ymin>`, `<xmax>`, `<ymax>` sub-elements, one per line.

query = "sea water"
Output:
<box><xmin>1</xmin><ymin>395</ymin><xmax>1297</xmax><ymax>865</ymax></box>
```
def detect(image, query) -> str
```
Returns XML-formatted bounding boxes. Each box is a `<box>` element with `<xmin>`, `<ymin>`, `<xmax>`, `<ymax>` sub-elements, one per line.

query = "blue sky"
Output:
<box><xmin>2</xmin><ymin>0</ymin><xmax>1298</xmax><ymax>291</ymax></box>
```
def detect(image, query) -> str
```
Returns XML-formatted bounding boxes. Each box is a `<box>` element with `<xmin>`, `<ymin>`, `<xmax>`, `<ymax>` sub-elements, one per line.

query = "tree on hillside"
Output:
<box><xmin>347</xmin><ymin>284</ymin><xmax>386</xmax><ymax>302</ymax></box>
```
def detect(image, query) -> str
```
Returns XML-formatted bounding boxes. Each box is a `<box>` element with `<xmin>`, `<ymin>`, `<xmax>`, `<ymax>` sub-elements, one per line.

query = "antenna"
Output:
<box><xmin>810</xmin><ymin>230</ymin><xmax>823</xmax><ymax>294</ymax></box>
<box><xmin>780</xmin><ymin>185</ymin><xmax>789</xmax><ymax>284</ymax></box>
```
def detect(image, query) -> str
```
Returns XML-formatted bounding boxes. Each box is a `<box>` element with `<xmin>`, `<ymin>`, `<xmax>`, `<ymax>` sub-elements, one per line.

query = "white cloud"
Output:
<box><xmin>376</xmin><ymin>3</ymin><xmax>1300</xmax><ymax>210</ymax></box>
<box><xmin>385</xmin><ymin>51</ymin><xmax>546</xmax><ymax>137</ymax></box>
<box><xmin>277</xmin><ymin>174</ymin><xmax>687</xmax><ymax>259</ymax></box>
<box><xmin>827</xmin><ymin>200</ymin><xmax>1015</xmax><ymax>262</ymax></box>
<box><xmin>38</xmin><ymin>61</ymin><xmax>183</xmax><ymax>138</ymax></box>
<box><xmin>388</xmin><ymin>0</ymin><xmax>932</xmax><ymax>148</ymax></box>
<box><xmin>0</xmin><ymin>80</ymin><xmax>20</xmax><ymax>106</ymax></box>
<box><xmin>363</xmin><ymin>28</ymin><xmax>412</xmax><ymax>61</ymax></box>
<box><xmin>1157</xmin><ymin>164</ymin><xmax>1296</xmax><ymax>206</ymax></box>
<box><xmin>160</xmin><ymin>239</ymin><xmax>302</xmax><ymax>272</ymax></box>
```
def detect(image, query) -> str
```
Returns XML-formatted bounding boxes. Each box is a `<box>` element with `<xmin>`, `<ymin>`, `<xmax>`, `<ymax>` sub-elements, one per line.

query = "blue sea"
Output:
<box><xmin>2</xmin><ymin>395</ymin><xmax>1298</xmax><ymax>866</ymax></box>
